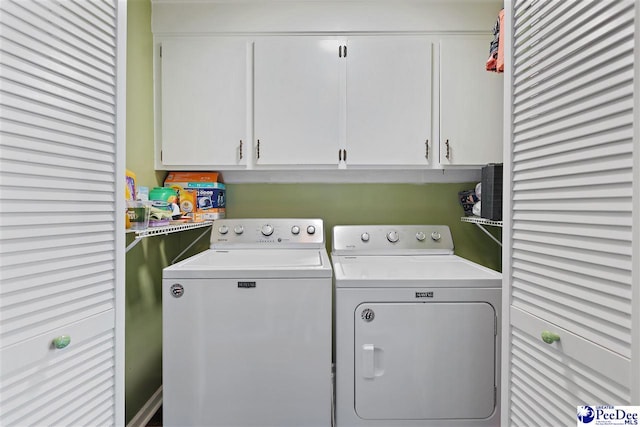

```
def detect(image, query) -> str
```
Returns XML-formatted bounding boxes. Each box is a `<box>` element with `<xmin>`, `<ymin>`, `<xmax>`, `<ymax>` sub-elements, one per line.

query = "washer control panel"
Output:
<box><xmin>211</xmin><ymin>218</ymin><xmax>325</xmax><ymax>248</ymax></box>
<box><xmin>332</xmin><ymin>225</ymin><xmax>454</xmax><ymax>255</ymax></box>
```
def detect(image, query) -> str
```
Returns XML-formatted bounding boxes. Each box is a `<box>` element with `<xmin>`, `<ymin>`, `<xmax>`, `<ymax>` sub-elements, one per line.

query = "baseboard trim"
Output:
<box><xmin>127</xmin><ymin>386</ymin><xmax>162</xmax><ymax>427</ymax></box>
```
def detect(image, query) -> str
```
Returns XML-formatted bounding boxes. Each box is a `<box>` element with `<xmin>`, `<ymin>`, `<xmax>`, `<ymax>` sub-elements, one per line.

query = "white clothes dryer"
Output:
<box><xmin>163</xmin><ymin>219</ymin><xmax>332</xmax><ymax>427</ymax></box>
<box><xmin>332</xmin><ymin>225</ymin><xmax>502</xmax><ymax>427</ymax></box>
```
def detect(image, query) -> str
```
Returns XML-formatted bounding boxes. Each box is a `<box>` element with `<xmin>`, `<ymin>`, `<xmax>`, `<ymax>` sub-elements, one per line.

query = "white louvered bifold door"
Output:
<box><xmin>502</xmin><ymin>0</ymin><xmax>637</xmax><ymax>426</ymax></box>
<box><xmin>0</xmin><ymin>0</ymin><xmax>126</xmax><ymax>425</ymax></box>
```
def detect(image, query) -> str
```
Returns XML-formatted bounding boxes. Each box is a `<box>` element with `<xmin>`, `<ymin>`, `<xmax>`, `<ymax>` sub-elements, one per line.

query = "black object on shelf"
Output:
<box><xmin>481</xmin><ymin>163</ymin><xmax>503</xmax><ymax>221</ymax></box>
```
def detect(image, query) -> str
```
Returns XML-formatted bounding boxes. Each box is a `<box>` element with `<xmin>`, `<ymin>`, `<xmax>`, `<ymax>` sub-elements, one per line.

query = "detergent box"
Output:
<box><xmin>164</xmin><ymin>172</ymin><xmax>225</xmax><ymax>220</ymax></box>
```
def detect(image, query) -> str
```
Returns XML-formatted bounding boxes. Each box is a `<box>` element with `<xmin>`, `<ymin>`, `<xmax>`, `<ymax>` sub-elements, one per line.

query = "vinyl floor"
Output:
<box><xmin>146</xmin><ymin>406</ymin><xmax>162</xmax><ymax>426</ymax></box>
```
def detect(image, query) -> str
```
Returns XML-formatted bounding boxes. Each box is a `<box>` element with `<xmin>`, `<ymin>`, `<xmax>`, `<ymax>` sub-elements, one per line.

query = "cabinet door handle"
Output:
<box><xmin>339</xmin><ymin>149</ymin><xmax>342</xmax><ymax>161</ymax></box>
<box><xmin>425</xmin><ymin>139</ymin><xmax>429</xmax><ymax>160</ymax></box>
<box><xmin>343</xmin><ymin>149</ymin><xmax>347</xmax><ymax>162</ymax></box>
<box><xmin>541</xmin><ymin>331</ymin><xmax>560</xmax><ymax>344</ymax></box>
<box><xmin>343</xmin><ymin>45</ymin><xmax>347</xmax><ymax>57</ymax></box>
<box><xmin>239</xmin><ymin>140</ymin><xmax>243</xmax><ymax>160</ymax></box>
<box><xmin>445</xmin><ymin>139</ymin><xmax>450</xmax><ymax>161</ymax></box>
<box><xmin>339</xmin><ymin>45</ymin><xmax>342</xmax><ymax>58</ymax></box>
<box><xmin>256</xmin><ymin>139</ymin><xmax>260</xmax><ymax>159</ymax></box>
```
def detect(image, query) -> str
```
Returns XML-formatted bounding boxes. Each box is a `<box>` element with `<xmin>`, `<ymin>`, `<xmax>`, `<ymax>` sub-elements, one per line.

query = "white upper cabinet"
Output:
<box><xmin>439</xmin><ymin>37</ymin><xmax>503</xmax><ymax>166</ymax></box>
<box><xmin>345</xmin><ymin>37</ymin><xmax>432</xmax><ymax>166</ymax></box>
<box><xmin>152</xmin><ymin>1</ymin><xmax>505</xmax><ymax>172</ymax></box>
<box><xmin>160</xmin><ymin>37</ymin><xmax>247</xmax><ymax>167</ymax></box>
<box><xmin>254</xmin><ymin>38</ymin><xmax>342</xmax><ymax>167</ymax></box>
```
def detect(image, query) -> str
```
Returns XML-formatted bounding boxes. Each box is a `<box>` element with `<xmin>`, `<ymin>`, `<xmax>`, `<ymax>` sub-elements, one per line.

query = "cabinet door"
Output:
<box><xmin>503</xmin><ymin>0</ymin><xmax>638</xmax><ymax>422</ymax></box>
<box><xmin>440</xmin><ymin>37</ymin><xmax>503</xmax><ymax>165</ymax></box>
<box><xmin>1</xmin><ymin>311</ymin><xmax>117</xmax><ymax>426</ymax></box>
<box><xmin>160</xmin><ymin>38</ymin><xmax>247</xmax><ymax>167</ymax></box>
<box><xmin>346</xmin><ymin>38</ymin><xmax>432</xmax><ymax>166</ymax></box>
<box><xmin>254</xmin><ymin>38</ymin><xmax>342</xmax><ymax>166</ymax></box>
<box><xmin>509</xmin><ymin>308</ymin><xmax>631</xmax><ymax>425</ymax></box>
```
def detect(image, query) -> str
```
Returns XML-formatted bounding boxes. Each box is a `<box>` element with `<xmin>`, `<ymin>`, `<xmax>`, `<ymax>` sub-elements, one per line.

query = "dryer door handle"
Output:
<box><xmin>361</xmin><ymin>344</ymin><xmax>384</xmax><ymax>379</ymax></box>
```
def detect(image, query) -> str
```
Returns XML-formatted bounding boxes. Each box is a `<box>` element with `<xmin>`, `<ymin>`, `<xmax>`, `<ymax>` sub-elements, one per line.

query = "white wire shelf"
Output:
<box><xmin>460</xmin><ymin>216</ymin><xmax>502</xmax><ymax>247</ymax></box>
<box><xmin>126</xmin><ymin>221</ymin><xmax>214</xmax><ymax>259</ymax></box>
<box><xmin>460</xmin><ymin>216</ymin><xmax>503</xmax><ymax>228</ymax></box>
<box><xmin>127</xmin><ymin>221</ymin><xmax>213</xmax><ymax>237</ymax></box>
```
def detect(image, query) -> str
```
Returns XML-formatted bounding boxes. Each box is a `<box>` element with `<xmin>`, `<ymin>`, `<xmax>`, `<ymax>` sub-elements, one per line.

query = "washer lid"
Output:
<box><xmin>332</xmin><ymin>255</ymin><xmax>501</xmax><ymax>287</ymax></box>
<box><xmin>164</xmin><ymin>248</ymin><xmax>333</xmax><ymax>279</ymax></box>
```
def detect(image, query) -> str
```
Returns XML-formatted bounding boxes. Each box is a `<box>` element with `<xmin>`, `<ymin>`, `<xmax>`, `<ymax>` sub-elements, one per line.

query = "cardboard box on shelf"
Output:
<box><xmin>164</xmin><ymin>172</ymin><xmax>225</xmax><ymax>220</ymax></box>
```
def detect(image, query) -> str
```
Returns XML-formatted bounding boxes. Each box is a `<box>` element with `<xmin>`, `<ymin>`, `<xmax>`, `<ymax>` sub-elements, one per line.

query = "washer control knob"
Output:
<box><xmin>431</xmin><ymin>231</ymin><xmax>441</xmax><ymax>241</ymax></box>
<box><xmin>361</xmin><ymin>232</ymin><xmax>370</xmax><ymax>242</ymax></box>
<box><xmin>387</xmin><ymin>231</ymin><xmax>399</xmax><ymax>243</ymax></box>
<box><xmin>218</xmin><ymin>225</ymin><xmax>229</xmax><ymax>235</ymax></box>
<box><xmin>234</xmin><ymin>225</ymin><xmax>244</xmax><ymax>235</ymax></box>
<box><xmin>261</xmin><ymin>224</ymin><xmax>274</xmax><ymax>236</ymax></box>
<box><xmin>291</xmin><ymin>225</ymin><xmax>300</xmax><ymax>235</ymax></box>
<box><xmin>306</xmin><ymin>225</ymin><xmax>316</xmax><ymax>235</ymax></box>
<box><xmin>416</xmin><ymin>231</ymin><xmax>426</xmax><ymax>241</ymax></box>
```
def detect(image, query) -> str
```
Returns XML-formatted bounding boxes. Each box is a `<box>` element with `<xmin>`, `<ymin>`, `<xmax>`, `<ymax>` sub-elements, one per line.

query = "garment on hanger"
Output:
<box><xmin>486</xmin><ymin>9</ymin><xmax>505</xmax><ymax>73</ymax></box>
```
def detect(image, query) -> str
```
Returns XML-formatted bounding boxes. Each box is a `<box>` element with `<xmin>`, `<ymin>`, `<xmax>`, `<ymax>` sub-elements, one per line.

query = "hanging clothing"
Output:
<box><xmin>486</xmin><ymin>9</ymin><xmax>505</xmax><ymax>73</ymax></box>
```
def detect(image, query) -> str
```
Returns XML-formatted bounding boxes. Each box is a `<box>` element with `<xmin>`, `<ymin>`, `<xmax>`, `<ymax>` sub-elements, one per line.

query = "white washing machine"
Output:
<box><xmin>163</xmin><ymin>218</ymin><xmax>332</xmax><ymax>427</ymax></box>
<box><xmin>332</xmin><ymin>225</ymin><xmax>502</xmax><ymax>427</ymax></box>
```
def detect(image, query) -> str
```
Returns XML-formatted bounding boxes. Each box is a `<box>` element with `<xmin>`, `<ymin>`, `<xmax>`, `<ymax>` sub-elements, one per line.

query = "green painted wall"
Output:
<box><xmin>124</xmin><ymin>0</ymin><xmax>501</xmax><ymax>422</ymax></box>
<box><xmin>125</xmin><ymin>0</ymin><xmax>173</xmax><ymax>423</ymax></box>
<box><xmin>226</xmin><ymin>183</ymin><xmax>501</xmax><ymax>270</ymax></box>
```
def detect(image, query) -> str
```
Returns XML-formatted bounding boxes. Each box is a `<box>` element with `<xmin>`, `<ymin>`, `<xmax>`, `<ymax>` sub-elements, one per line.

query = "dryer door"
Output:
<box><xmin>354</xmin><ymin>302</ymin><xmax>496</xmax><ymax>420</ymax></box>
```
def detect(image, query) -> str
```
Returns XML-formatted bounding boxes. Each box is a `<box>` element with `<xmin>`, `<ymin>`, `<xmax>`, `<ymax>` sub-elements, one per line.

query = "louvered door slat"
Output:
<box><xmin>21</xmin><ymin>0</ymin><xmax>116</xmax><ymax>49</ymax></box>
<box><xmin>0</xmin><ymin>55</ymin><xmax>116</xmax><ymax>109</ymax></box>
<box><xmin>1</xmin><ymin>86</ymin><xmax>114</xmax><ymax>132</ymax></box>
<box><xmin>514</xmin><ymin>39</ymin><xmax>633</xmax><ymax>111</ymax></box>
<box><xmin>2</xmin><ymin>107</ymin><xmax>114</xmax><ymax>144</ymax></box>
<box><xmin>513</xmin><ymin>1</ymin><xmax>597</xmax><ymax>60</ymax></box>
<box><xmin>0</xmin><ymin>39</ymin><xmax>116</xmax><ymax>96</ymax></box>
<box><xmin>1</xmin><ymin>122</ymin><xmax>115</xmax><ymax>153</ymax></box>
<box><xmin>1</xmin><ymin>271</ymin><xmax>113</xmax><ymax>307</ymax></box>
<box><xmin>513</xmin><ymin>66</ymin><xmax>633</xmax><ymax>126</ymax></box>
<box><xmin>0</xmin><ymin>68</ymin><xmax>115</xmax><ymax>122</ymax></box>
<box><xmin>512</xmin><ymin>169</ymin><xmax>633</xmax><ymax>192</ymax></box>
<box><xmin>513</xmin><ymin>114</ymin><xmax>631</xmax><ymax>152</ymax></box>
<box><xmin>0</xmin><ymin>25</ymin><xmax>114</xmax><ymax>87</ymax></box>
<box><xmin>513</xmin><ymin>220</ymin><xmax>630</xmax><ymax>241</ymax></box>
<box><xmin>514</xmin><ymin>1</ymin><xmax>631</xmax><ymax>78</ymax></box>
<box><xmin>1</xmin><ymin>1</ymin><xmax>115</xmax><ymax>69</ymax></box>
<box><xmin>0</xmin><ymin>0</ymin><xmax>123</xmax><ymax>424</ymax></box>
<box><xmin>505</xmin><ymin>0</ymin><xmax>636</xmax><ymax>423</ymax></box>
<box><xmin>514</xmin><ymin>141</ymin><xmax>633</xmax><ymax>173</ymax></box>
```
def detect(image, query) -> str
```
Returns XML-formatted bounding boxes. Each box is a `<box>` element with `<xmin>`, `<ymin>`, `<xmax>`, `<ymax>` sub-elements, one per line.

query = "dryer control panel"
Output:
<box><xmin>211</xmin><ymin>218</ymin><xmax>325</xmax><ymax>248</ymax></box>
<box><xmin>332</xmin><ymin>225</ymin><xmax>454</xmax><ymax>255</ymax></box>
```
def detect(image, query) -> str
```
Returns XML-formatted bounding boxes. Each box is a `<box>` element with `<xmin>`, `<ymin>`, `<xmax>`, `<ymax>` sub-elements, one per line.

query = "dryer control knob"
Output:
<box><xmin>416</xmin><ymin>232</ymin><xmax>426</xmax><ymax>241</ymax></box>
<box><xmin>306</xmin><ymin>225</ymin><xmax>316</xmax><ymax>235</ymax></box>
<box><xmin>291</xmin><ymin>225</ymin><xmax>300</xmax><ymax>235</ymax></box>
<box><xmin>218</xmin><ymin>225</ymin><xmax>229</xmax><ymax>235</ymax></box>
<box><xmin>261</xmin><ymin>224</ymin><xmax>274</xmax><ymax>236</ymax></box>
<box><xmin>234</xmin><ymin>225</ymin><xmax>244</xmax><ymax>235</ymax></box>
<box><xmin>387</xmin><ymin>231</ymin><xmax>399</xmax><ymax>243</ymax></box>
<box><xmin>361</xmin><ymin>232</ymin><xmax>370</xmax><ymax>242</ymax></box>
<box><xmin>431</xmin><ymin>231</ymin><xmax>441</xmax><ymax>241</ymax></box>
